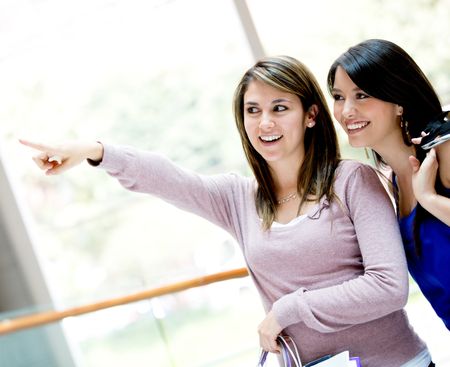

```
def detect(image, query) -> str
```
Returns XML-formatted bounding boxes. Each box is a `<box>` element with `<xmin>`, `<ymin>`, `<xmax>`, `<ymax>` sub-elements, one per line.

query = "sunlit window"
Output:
<box><xmin>1</xmin><ymin>0</ymin><xmax>449</xmax><ymax>366</ymax></box>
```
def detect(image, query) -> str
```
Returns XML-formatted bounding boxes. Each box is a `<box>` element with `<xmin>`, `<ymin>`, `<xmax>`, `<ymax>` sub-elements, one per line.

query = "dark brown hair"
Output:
<box><xmin>327</xmin><ymin>39</ymin><xmax>443</xmax><ymax>254</ymax></box>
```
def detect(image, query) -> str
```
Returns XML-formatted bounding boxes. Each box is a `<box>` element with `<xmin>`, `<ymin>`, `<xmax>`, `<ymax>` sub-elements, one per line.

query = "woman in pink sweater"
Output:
<box><xmin>21</xmin><ymin>56</ymin><xmax>430</xmax><ymax>366</ymax></box>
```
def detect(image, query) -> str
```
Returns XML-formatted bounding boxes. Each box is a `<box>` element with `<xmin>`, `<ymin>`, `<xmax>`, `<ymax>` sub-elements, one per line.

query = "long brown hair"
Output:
<box><xmin>233</xmin><ymin>56</ymin><xmax>340</xmax><ymax>229</ymax></box>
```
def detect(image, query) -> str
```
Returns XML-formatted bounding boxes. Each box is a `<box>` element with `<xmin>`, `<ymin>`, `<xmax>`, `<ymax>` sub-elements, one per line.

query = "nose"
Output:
<box><xmin>342</xmin><ymin>99</ymin><xmax>356</xmax><ymax>119</ymax></box>
<box><xmin>259</xmin><ymin>112</ymin><xmax>275</xmax><ymax>129</ymax></box>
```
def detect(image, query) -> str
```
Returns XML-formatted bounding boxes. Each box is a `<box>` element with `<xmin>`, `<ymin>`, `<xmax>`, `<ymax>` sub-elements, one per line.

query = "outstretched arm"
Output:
<box><xmin>19</xmin><ymin>139</ymin><xmax>104</xmax><ymax>175</ymax></box>
<box><xmin>409</xmin><ymin>141</ymin><xmax>450</xmax><ymax>226</ymax></box>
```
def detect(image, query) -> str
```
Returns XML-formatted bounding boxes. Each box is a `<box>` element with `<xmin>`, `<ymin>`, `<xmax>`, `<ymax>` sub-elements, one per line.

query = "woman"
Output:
<box><xmin>328</xmin><ymin>38</ymin><xmax>450</xmax><ymax>333</ymax></box>
<box><xmin>21</xmin><ymin>56</ymin><xmax>429</xmax><ymax>366</ymax></box>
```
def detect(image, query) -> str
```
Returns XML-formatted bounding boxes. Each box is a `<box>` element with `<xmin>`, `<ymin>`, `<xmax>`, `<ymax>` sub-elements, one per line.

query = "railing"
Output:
<box><xmin>4</xmin><ymin>267</ymin><xmax>450</xmax><ymax>367</ymax></box>
<box><xmin>0</xmin><ymin>267</ymin><xmax>249</xmax><ymax>335</ymax></box>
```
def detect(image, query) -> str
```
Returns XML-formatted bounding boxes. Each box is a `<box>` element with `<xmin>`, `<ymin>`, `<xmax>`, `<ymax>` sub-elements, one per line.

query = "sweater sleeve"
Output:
<box><xmin>272</xmin><ymin>163</ymin><xmax>409</xmax><ymax>333</ymax></box>
<box><xmin>95</xmin><ymin>143</ymin><xmax>243</xmax><ymax>234</ymax></box>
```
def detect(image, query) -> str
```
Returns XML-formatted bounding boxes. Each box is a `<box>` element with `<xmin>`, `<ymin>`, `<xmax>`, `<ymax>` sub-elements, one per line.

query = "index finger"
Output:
<box><xmin>427</xmin><ymin>147</ymin><xmax>437</xmax><ymax>160</ymax></box>
<box><xmin>19</xmin><ymin>139</ymin><xmax>55</xmax><ymax>152</ymax></box>
<box><xmin>420</xmin><ymin>148</ymin><xmax>438</xmax><ymax>171</ymax></box>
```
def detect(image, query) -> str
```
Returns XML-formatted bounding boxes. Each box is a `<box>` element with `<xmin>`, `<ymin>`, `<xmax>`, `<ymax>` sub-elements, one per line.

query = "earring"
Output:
<box><xmin>307</xmin><ymin>121</ymin><xmax>315</xmax><ymax>128</ymax></box>
<box><xmin>400</xmin><ymin>115</ymin><xmax>412</xmax><ymax>145</ymax></box>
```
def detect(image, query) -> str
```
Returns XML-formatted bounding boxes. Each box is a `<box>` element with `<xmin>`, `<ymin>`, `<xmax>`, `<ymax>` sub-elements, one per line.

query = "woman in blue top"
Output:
<box><xmin>327</xmin><ymin>39</ymin><xmax>450</xmax><ymax>330</ymax></box>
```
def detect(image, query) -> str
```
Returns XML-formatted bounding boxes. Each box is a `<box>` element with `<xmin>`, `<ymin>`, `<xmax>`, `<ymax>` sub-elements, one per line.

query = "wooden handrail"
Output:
<box><xmin>0</xmin><ymin>267</ymin><xmax>249</xmax><ymax>335</ymax></box>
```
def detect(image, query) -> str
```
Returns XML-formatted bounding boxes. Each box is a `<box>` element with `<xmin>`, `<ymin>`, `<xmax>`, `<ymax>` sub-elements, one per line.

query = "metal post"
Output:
<box><xmin>232</xmin><ymin>0</ymin><xmax>266</xmax><ymax>61</ymax></box>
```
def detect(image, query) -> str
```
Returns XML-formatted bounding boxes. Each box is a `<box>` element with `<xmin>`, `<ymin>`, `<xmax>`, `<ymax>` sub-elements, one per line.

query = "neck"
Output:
<box><xmin>371</xmin><ymin>129</ymin><xmax>413</xmax><ymax>177</ymax></box>
<box><xmin>270</xmin><ymin>158</ymin><xmax>302</xmax><ymax>197</ymax></box>
<box><xmin>372</xmin><ymin>140</ymin><xmax>417</xmax><ymax>216</ymax></box>
<box><xmin>374</xmin><ymin>144</ymin><xmax>415</xmax><ymax>181</ymax></box>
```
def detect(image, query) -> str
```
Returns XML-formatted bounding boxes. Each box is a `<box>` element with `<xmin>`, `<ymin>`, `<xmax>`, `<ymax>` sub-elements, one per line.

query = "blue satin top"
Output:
<box><xmin>398</xmin><ymin>188</ymin><xmax>450</xmax><ymax>330</ymax></box>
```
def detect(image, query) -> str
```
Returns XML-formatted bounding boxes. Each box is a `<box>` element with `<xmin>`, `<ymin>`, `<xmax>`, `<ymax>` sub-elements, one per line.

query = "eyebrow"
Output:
<box><xmin>244</xmin><ymin>98</ymin><xmax>292</xmax><ymax>105</ymax></box>
<box><xmin>273</xmin><ymin>98</ymin><xmax>291</xmax><ymax>103</ymax></box>
<box><xmin>331</xmin><ymin>87</ymin><xmax>364</xmax><ymax>93</ymax></box>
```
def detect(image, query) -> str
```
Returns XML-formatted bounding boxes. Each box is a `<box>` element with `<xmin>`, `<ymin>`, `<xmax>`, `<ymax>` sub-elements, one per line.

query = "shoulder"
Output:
<box><xmin>334</xmin><ymin>159</ymin><xmax>390</xmax><ymax>200</ymax></box>
<box><xmin>219</xmin><ymin>172</ymin><xmax>254</xmax><ymax>188</ymax></box>
<box><xmin>332</xmin><ymin>161</ymin><xmax>396</xmax><ymax>220</ymax></box>
<box><xmin>209</xmin><ymin>171</ymin><xmax>256</xmax><ymax>196</ymax></box>
<box><xmin>335</xmin><ymin>159</ymin><xmax>378</xmax><ymax>182</ymax></box>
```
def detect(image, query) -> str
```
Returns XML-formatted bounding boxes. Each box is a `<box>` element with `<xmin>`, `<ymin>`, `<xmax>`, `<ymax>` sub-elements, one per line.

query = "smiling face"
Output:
<box><xmin>243</xmin><ymin>79</ymin><xmax>314</xmax><ymax>169</ymax></box>
<box><xmin>331</xmin><ymin>66</ymin><xmax>403</xmax><ymax>150</ymax></box>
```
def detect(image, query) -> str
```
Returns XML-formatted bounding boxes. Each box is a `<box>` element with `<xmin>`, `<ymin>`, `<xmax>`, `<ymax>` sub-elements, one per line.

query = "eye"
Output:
<box><xmin>356</xmin><ymin>93</ymin><xmax>370</xmax><ymax>100</ymax></box>
<box><xmin>332</xmin><ymin>94</ymin><xmax>343</xmax><ymax>101</ymax></box>
<box><xmin>273</xmin><ymin>104</ymin><xmax>287</xmax><ymax>112</ymax></box>
<box><xmin>246</xmin><ymin>106</ymin><xmax>259</xmax><ymax>114</ymax></box>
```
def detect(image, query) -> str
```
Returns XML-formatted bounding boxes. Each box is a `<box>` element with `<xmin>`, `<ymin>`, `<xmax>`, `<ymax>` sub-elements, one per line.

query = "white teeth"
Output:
<box><xmin>260</xmin><ymin>135</ymin><xmax>281</xmax><ymax>142</ymax></box>
<box><xmin>347</xmin><ymin>121</ymin><xmax>369</xmax><ymax>130</ymax></box>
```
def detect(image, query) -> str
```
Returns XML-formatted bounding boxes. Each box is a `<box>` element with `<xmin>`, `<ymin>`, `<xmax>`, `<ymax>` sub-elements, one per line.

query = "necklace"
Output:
<box><xmin>277</xmin><ymin>192</ymin><xmax>297</xmax><ymax>205</ymax></box>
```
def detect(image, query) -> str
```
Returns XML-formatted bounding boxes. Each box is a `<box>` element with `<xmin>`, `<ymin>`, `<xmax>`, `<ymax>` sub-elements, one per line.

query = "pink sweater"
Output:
<box><xmin>98</xmin><ymin>144</ymin><xmax>426</xmax><ymax>367</ymax></box>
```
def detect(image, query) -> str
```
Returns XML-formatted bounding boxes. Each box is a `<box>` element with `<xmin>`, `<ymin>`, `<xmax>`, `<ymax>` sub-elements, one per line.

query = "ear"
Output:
<box><xmin>306</xmin><ymin>104</ymin><xmax>318</xmax><ymax>128</ymax></box>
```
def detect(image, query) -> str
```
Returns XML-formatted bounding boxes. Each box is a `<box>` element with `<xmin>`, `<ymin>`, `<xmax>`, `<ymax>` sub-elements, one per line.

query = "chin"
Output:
<box><xmin>348</xmin><ymin>137</ymin><xmax>369</xmax><ymax>149</ymax></box>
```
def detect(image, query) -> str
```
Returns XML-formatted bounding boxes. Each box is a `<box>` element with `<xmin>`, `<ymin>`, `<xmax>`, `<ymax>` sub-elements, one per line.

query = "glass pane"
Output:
<box><xmin>1</xmin><ymin>0</ymin><xmax>253</xmax><ymax>305</ymax></box>
<box><xmin>0</xmin><ymin>306</ymin><xmax>76</xmax><ymax>367</ymax></box>
<box><xmin>246</xmin><ymin>0</ymin><xmax>450</xmax><ymax>160</ymax></box>
<box><xmin>0</xmin><ymin>0</ymin><xmax>260</xmax><ymax>364</ymax></box>
<box><xmin>0</xmin><ymin>280</ymin><xmax>264</xmax><ymax>367</ymax></box>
